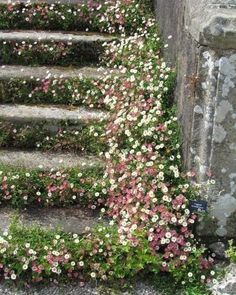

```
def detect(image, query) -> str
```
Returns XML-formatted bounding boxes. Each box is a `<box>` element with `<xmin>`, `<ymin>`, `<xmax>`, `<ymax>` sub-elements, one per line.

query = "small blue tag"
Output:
<box><xmin>189</xmin><ymin>200</ymin><xmax>207</xmax><ymax>213</ymax></box>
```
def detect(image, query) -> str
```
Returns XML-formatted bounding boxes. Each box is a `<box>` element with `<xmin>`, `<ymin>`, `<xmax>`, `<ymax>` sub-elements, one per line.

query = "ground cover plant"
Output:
<box><xmin>0</xmin><ymin>165</ymin><xmax>106</xmax><ymax>209</ymax></box>
<box><xmin>0</xmin><ymin>76</ymin><xmax>113</xmax><ymax>109</ymax></box>
<box><xmin>148</xmin><ymin>273</ymin><xmax>212</xmax><ymax>295</ymax></box>
<box><xmin>0</xmin><ymin>39</ymin><xmax>104</xmax><ymax>66</ymax></box>
<box><xmin>0</xmin><ymin>0</ymin><xmax>146</xmax><ymax>33</ymax></box>
<box><xmin>0</xmin><ymin>0</ymin><xmax>216</xmax><ymax>291</ymax></box>
<box><xmin>0</xmin><ymin>120</ymin><xmax>106</xmax><ymax>155</ymax></box>
<box><xmin>226</xmin><ymin>240</ymin><xmax>236</xmax><ymax>263</ymax></box>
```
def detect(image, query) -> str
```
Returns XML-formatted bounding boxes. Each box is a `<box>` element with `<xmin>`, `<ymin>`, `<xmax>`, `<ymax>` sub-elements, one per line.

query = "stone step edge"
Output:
<box><xmin>0</xmin><ymin>30</ymin><xmax>118</xmax><ymax>43</ymax></box>
<box><xmin>0</xmin><ymin>104</ymin><xmax>108</xmax><ymax>123</ymax></box>
<box><xmin>0</xmin><ymin>280</ymin><xmax>157</xmax><ymax>295</ymax></box>
<box><xmin>0</xmin><ymin>149</ymin><xmax>104</xmax><ymax>170</ymax></box>
<box><xmin>0</xmin><ymin>65</ymin><xmax>118</xmax><ymax>80</ymax></box>
<box><xmin>0</xmin><ymin>207</ymin><xmax>102</xmax><ymax>234</ymax></box>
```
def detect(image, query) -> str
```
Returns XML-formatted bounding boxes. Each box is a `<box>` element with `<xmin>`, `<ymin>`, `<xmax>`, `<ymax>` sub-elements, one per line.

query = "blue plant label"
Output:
<box><xmin>189</xmin><ymin>200</ymin><xmax>207</xmax><ymax>213</ymax></box>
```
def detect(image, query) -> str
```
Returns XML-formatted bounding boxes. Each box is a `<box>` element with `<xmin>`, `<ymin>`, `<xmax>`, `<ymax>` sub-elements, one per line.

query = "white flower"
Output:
<box><xmin>162</xmin><ymin>186</ymin><xmax>168</xmax><ymax>193</ymax></box>
<box><xmin>188</xmin><ymin>272</ymin><xmax>193</xmax><ymax>278</ymax></box>
<box><xmin>64</xmin><ymin>254</ymin><xmax>70</xmax><ymax>260</ymax></box>
<box><xmin>180</xmin><ymin>255</ymin><xmax>187</xmax><ymax>261</ymax></box>
<box><xmin>171</xmin><ymin>217</ymin><xmax>177</xmax><ymax>223</ymax></box>
<box><xmin>11</xmin><ymin>274</ymin><xmax>16</xmax><ymax>280</ymax></box>
<box><xmin>91</xmin><ymin>272</ymin><xmax>96</xmax><ymax>278</ymax></box>
<box><xmin>130</xmin><ymin>75</ymin><xmax>135</xmax><ymax>82</ymax></box>
<box><xmin>23</xmin><ymin>264</ymin><xmax>28</xmax><ymax>270</ymax></box>
<box><xmin>165</xmin><ymin>232</ymin><xmax>172</xmax><ymax>239</ymax></box>
<box><xmin>161</xmin><ymin>238</ymin><xmax>166</xmax><ymax>244</ymax></box>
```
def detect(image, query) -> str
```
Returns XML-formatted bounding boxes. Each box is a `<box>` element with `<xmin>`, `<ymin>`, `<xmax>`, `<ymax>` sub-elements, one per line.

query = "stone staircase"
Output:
<box><xmin>0</xmin><ymin>2</ymin><xmax>114</xmax><ymax>234</ymax></box>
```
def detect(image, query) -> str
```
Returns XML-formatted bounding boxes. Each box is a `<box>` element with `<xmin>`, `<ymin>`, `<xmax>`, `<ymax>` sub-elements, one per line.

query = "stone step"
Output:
<box><xmin>0</xmin><ymin>1</ymin><xmax>116</xmax><ymax>33</ymax></box>
<box><xmin>0</xmin><ymin>65</ymin><xmax>114</xmax><ymax>107</ymax></box>
<box><xmin>0</xmin><ymin>163</ymin><xmax>105</xmax><ymax>208</ymax></box>
<box><xmin>0</xmin><ymin>30</ymin><xmax>116</xmax><ymax>43</ymax></box>
<box><xmin>0</xmin><ymin>105</ymin><xmax>107</xmax><ymax>154</ymax></box>
<box><xmin>0</xmin><ymin>30</ymin><xmax>118</xmax><ymax>66</ymax></box>
<box><xmin>0</xmin><ymin>149</ymin><xmax>103</xmax><ymax>169</ymax></box>
<box><xmin>0</xmin><ymin>104</ymin><xmax>107</xmax><ymax>123</ymax></box>
<box><xmin>0</xmin><ymin>281</ymin><xmax>157</xmax><ymax>295</ymax></box>
<box><xmin>0</xmin><ymin>65</ymin><xmax>115</xmax><ymax>80</ymax></box>
<box><xmin>0</xmin><ymin>207</ymin><xmax>101</xmax><ymax>234</ymax></box>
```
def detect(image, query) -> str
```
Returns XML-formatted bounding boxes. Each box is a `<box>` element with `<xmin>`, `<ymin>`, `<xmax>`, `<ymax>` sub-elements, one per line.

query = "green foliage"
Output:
<box><xmin>148</xmin><ymin>273</ymin><xmax>211</xmax><ymax>295</ymax></box>
<box><xmin>0</xmin><ymin>120</ymin><xmax>106</xmax><ymax>155</ymax></box>
<box><xmin>0</xmin><ymin>0</ymin><xmax>215</xmax><ymax>291</ymax></box>
<box><xmin>0</xmin><ymin>1</ymin><xmax>149</xmax><ymax>34</ymax></box>
<box><xmin>0</xmin><ymin>77</ymin><xmax>109</xmax><ymax>109</ymax></box>
<box><xmin>226</xmin><ymin>240</ymin><xmax>236</xmax><ymax>263</ymax></box>
<box><xmin>0</xmin><ymin>165</ymin><xmax>106</xmax><ymax>208</ymax></box>
<box><xmin>0</xmin><ymin>220</ymin><xmax>161</xmax><ymax>283</ymax></box>
<box><xmin>0</xmin><ymin>40</ymin><xmax>104</xmax><ymax>67</ymax></box>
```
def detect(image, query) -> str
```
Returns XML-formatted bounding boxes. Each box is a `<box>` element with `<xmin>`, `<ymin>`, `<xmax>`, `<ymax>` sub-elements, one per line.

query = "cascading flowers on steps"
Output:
<box><xmin>0</xmin><ymin>0</ymin><xmax>215</xmax><ymax>287</ymax></box>
<box><xmin>100</xmin><ymin>2</ymin><xmax>215</xmax><ymax>283</ymax></box>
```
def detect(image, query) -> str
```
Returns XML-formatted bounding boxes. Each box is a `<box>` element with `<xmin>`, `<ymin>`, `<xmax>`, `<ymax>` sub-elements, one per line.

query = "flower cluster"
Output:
<box><xmin>0</xmin><ymin>121</ymin><xmax>106</xmax><ymax>155</ymax></box>
<box><xmin>0</xmin><ymin>76</ymin><xmax>112</xmax><ymax>109</ymax></box>
<box><xmin>0</xmin><ymin>0</ymin><xmax>147</xmax><ymax>34</ymax></box>
<box><xmin>0</xmin><ymin>39</ymin><xmax>103</xmax><ymax>66</ymax></box>
<box><xmin>0</xmin><ymin>0</ymin><xmax>215</xmax><ymax>287</ymax></box>
<box><xmin>100</xmin><ymin>0</ymin><xmax>214</xmax><ymax>284</ymax></box>
<box><xmin>0</xmin><ymin>166</ymin><xmax>106</xmax><ymax>208</ymax></box>
<box><xmin>0</xmin><ymin>221</ymin><xmax>161</xmax><ymax>283</ymax></box>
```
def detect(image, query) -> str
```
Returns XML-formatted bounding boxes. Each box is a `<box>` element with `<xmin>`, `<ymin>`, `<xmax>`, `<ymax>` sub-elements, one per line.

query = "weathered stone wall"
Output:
<box><xmin>153</xmin><ymin>0</ymin><xmax>236</xmax><ymax>238</ymax></box>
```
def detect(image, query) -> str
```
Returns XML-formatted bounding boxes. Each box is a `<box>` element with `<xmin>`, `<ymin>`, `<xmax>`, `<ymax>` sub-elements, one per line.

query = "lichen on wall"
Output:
<box><xmin>153</xmin><ymin>0</ymin><xmax>236</xmax><ymax>237</ymax></box>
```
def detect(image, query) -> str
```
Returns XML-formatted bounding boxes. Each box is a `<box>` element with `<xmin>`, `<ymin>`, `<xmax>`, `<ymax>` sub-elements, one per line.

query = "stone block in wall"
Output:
<box><xmin>153</xmin><ymin>0</ymin><xmax>236</xmax><ymax>238</ymax></box>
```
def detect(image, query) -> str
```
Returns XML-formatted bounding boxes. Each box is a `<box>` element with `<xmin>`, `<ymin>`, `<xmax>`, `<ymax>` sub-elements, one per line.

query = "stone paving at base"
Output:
<box><xmin>0</xmin><ymin>281</ymin><xmax>159</xmax><ymax>295</ymax></box>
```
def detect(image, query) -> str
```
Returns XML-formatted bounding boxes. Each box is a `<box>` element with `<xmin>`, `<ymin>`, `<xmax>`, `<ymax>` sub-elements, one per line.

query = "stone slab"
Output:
<box><xmin>0</xmin><ymin>104</ymin><xmax>107</xmax><ymax>123</ymax></box>
<box><xmin>0</xmin><ymin>149</ymin><xmax>103</xmax><ymax>169</ymax></box>
<box><xmin>0</xmin><ymin>65</ymin><xmax>116</xmax><ymax>80</ymax></box>
<box><xmin>191</xmin><ymin>49</ymin><xmax>236</xmax><ymax>237</ymax></box>
<box><xmin>0</xmin><ymin>207</ymin><xmax>101</xmax><ymax>234</ymax></box>
<box><xmin>209</xmin><ymin>263</ymin><xmax>236</xmax><ymax>295</ymax></box>
<box><xmin>0</xmin><ymin>30</ymin><xmax>117</xmax><ymax>43</ymax></box>
<box><xmin>185</xmin><ymin>0</ymin><xmax>236</xmax><ymax>49</ymax></box>
<box><xmin>0</xmin><ymin>281</ymin><xmax>158</xmax><ymax>295</ymax></box>
<box><xmin>153</xmin><ymin>0</ymin><xmax>236</xmax><ymax>238</ymax></box>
